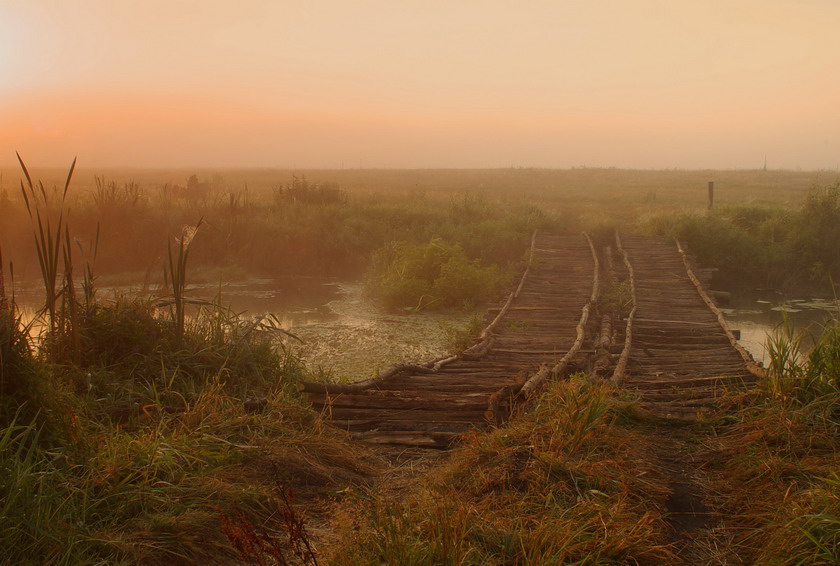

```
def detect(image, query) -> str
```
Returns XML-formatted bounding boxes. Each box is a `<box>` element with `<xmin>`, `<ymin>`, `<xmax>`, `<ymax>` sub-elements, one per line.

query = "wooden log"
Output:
<box><xmin>520</xmin><ymin>232</ymin><xmax>598</xmax><ymax>397</ymax></box>
<box><xmin>633</xmin><ymin>317</ymin><xmax>720</xmax><ymax>326</ymax></box>
<box><xmin>350</xmin><ymin>430</ymin><xmax>460</xmax><ymax>448</ymax></box>
<box><xmin>325</xmin><ymin>407</ymin><xmax>488</xmax><ymax>422</ymax></box>
<box><xmin>307</xmin><ymin>390</ymin><xmax>490</xmax><ymax>407</ymax></box>
<box><xmin>461</xmin><ymin>336</ymin><xmax>495</xmax><ymax>359</ymax></box>
<box><xmin>337</xmin><ymin>420</ymin><xmax>476</xmax><ymax>433</ymax></box>
<box><xmin>297</xmin><ymin>363</ymin><xmax>435</xmax><ymax>393</ymax></box>
<box><xmin>611</xmin><ymin>230</ymin><xmax>636</xmax><ymax>384</ymax></box>
<box><xmin>676</xmin><ymin>240</ymin><xmax>766</xmax><ymax>380</ymax></box>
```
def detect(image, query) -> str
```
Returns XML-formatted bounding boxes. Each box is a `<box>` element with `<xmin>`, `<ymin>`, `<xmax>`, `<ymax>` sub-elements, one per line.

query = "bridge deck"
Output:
<box><xmin>303</xmin><ymin>233</ymin><xmax>596</xmax><ymax>448</ymax></box>
<box><xmin>301</xmin><ymin>232</ymin><xmax>763</xmax><ymax>446</ymax></box>
<box><xmin>617</xmin><ymin>235</ymin><xmax>759</xmax><ymax>419</ymax></box>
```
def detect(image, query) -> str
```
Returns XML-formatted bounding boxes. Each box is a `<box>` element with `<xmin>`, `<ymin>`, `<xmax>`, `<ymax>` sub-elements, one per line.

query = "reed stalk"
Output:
<box><xmin>17</xmin><ymin>153</ymin><xmax>76</xmax><ymax>335</ymax></box>
<box><xmin>165</xmin><ymin>219</ymin><xmax>203</xmax><ymax>341</ymax></box>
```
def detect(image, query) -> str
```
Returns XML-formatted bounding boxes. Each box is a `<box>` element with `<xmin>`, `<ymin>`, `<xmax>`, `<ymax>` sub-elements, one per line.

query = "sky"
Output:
<box><xmin>2</xmin><ymin>0</ymin><xmax>840</xmax><ymax>169</ymax></box>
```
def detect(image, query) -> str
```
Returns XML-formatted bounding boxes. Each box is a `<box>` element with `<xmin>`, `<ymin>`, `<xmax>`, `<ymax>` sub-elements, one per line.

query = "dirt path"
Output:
<box><xmin>647</xmin><ymin>423</ymin><xmax>741</xmax><ymax>565</ymax></box>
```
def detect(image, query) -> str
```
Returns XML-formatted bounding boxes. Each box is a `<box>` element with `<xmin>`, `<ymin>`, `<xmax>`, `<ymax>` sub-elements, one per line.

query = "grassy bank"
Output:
<box><xmin>0</xmin><ymin>276</ymin><xmax>379</xmax><ymax>565</ymax></box>
<box><xmin>702</xmin><ymin>315</ymin><xmax>840</xmax><ymax>564</ymax></box>
<box><xmin>326</xmin><ymin>377</ymin><xmax>676</xmax><ymax>565</ymax></box>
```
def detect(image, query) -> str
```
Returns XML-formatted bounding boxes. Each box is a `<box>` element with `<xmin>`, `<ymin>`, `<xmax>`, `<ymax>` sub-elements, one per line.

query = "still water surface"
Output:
<box><xmin>723</xmin><ymin>291</ymin><xmax>838</xmax><ymax>365</ymax></box>
<box><xmin>14</xmin><ymin>277</ymin><xmax>472</xmax><ymax>382</ymax></box>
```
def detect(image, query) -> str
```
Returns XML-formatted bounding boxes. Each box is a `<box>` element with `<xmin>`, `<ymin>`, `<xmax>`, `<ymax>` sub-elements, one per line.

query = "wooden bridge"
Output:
<box><xmin>299</xmin><ymin>232</ymin><xmax>764</xmax><ymax>447</ymax></box>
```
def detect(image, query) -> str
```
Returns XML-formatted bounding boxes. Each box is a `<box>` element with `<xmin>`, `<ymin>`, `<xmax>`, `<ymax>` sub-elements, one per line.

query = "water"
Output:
<box><xmin>13</xmin><ymin>277</ymin><xmax>472</xmax><ymax>382</ymax></box>
<box><xmin>12</xmin><ymin>276</ymin><xmax>341</xmax><ymax>328</ymax></box>
<box><xmin>721</xmin><ymin>291</ymin><xmax>839</xmax><ymax>365</ymax></box>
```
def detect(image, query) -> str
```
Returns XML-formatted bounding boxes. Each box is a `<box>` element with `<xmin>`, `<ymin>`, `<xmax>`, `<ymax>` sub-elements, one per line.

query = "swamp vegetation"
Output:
<box><xmin>1</xmin><ymin>164</ymin><xmax>839</xmax><ymax>564</ymax></box>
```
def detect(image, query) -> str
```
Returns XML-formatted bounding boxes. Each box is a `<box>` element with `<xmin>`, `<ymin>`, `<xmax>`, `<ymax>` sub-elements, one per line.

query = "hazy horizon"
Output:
<box><xmin>4</xmin><ymin>1</ymin><xmax>840</xmax><ymax>170</ymax></box>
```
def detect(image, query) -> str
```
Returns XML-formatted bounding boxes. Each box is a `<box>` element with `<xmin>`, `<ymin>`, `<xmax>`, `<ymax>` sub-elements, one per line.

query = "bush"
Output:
<box><xmin>644</xmin><ymin>182</ymin><xmax>840</xmax><ymax>291</ymax></box>
<box><xmin>788</xmin><ymin>183</ymin><xmax>840</xmax><ymax>284</ymax></box>
<box><xmin>366</xmin><ymin>238</ymin><xmax>508</xmax><ymax>311</ymax></box>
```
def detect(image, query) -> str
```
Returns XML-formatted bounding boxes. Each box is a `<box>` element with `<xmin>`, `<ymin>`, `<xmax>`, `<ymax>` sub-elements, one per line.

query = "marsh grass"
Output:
<box><xmin>328</xmin><ymin>376</ymin><xmax>673</xmax><ymax>565</ymax></box>
<box><xmin>644</xmin><ymin>182</ymin><xmax>840</xmax><ymax>290</ymax></box>
<box><xmin>0</xmin><ymin>165</ymin><xmax>378</xmax><ymax>565</ymax></box>
<box><xmin>164</xmin><ymin>219</ymin><xmax>203</xmax><ymax>342</ymax></box>
<box><xmin>708</xmin><ymin>313</ymin><xmax>840</xmax><ymax>565</ymax></box>
<box><xmin>17</xmin><ymin>153</ymin><xmax>76</xmax><ymax>333</ymax></box>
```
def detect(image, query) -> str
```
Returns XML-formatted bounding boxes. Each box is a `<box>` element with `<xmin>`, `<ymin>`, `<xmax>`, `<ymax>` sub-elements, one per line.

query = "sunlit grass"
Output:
<box><xmin>706</xmin><ymin>313</ymin><xmax>840</xmax><ymax>565</ymax></box>
<box><xmin>327</xmin><ymin>376</ymin><xmax>673</xmax><ymax>565</ymax></box>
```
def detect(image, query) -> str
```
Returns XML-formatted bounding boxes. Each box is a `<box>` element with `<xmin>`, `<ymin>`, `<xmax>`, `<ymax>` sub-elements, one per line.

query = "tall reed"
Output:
<box><xmin>164</xmin><ymin>219</ymin><xmax>202</xmax><ymax>342</ymax></box>
<box><xmin>765</xmin><ymin>314</ymin><xmax>807</xmax><ymax>399</ymax></box>
<box><xmin>17</xmin><ymin>153</ymin><xmax>76</xmax><ymax>334</ymax></box>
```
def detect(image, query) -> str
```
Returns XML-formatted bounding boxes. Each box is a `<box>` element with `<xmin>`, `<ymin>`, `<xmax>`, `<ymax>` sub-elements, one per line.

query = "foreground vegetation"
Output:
<box><xmin>2</xmin><ymin>163</ymin><xmax>839</xmax><ymax>564</ymax></box>
<box><xmin>705</xmin><ymin>316</ymin><xmax>840</xmax><ymax>564</ymax></box>
<box><xmin>323</xmin><ymin>316</ymin><xmax>840</xmax><ymax>565</ymax></box>
<box><xmin>1</xmin><ymin>289</ymin><xmax>377</xmax><ymax>564</ymax></box>
<box><xmin>0</xmin><ymin>164</ymin><xmax>376</xmax><ymax>564</ymax></box>
<box><xmin>328</xmin><ymin>377</ymin><xmax>675</xmax><ymax>564</ymax></box>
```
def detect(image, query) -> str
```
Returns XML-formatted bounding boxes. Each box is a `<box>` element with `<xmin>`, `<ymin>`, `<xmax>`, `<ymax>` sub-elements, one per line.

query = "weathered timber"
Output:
<box><xmin>611</xmin><ymin>231</ymin><xmax>636</xmax><ymax>384</ymax></box>
<box><xmin>616</xmin><ymin>234</ymin><xmax>758</xmax><ymax>419</ymax></box>
<box><xmin>517</xmin><ymin>232</ymin><xmax>599</xmax><ymax>399</ymax></box>
<box><xmin>351</xmin><ymin>430</ymin><xmax>460</xmax><ymax>448</ymax></box>
<box><xmin>305</xmin><ymin>231</ymin><xmax>598</xmax><ymax>447</ymax></box>
<box><xmin>676</xmin><ymin>240</ymin><xmax>766</xmax><ymax>380</ymax></box>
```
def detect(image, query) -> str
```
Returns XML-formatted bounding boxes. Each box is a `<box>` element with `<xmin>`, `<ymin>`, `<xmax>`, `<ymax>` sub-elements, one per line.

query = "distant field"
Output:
<box><xmin>2</xmin><ymin>166</ymin><xmax>835</xmax><ymax>206</ymax></box>
<box><xmin>2</xmin><ymin>166</ymin><xmax>838</xmax><ymax>287</ymax></box>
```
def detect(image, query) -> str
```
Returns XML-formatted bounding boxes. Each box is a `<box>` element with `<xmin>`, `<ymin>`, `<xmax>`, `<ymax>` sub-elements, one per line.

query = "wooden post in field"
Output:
<box><xmin>708</xmin><ymin>181</ymin><xmax>715</xmax><ymax>209</ymax></box>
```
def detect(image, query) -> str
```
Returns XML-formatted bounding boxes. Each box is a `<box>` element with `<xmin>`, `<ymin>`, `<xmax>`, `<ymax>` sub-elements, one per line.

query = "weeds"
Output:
<box><xmin>440</xmin><ymin>314</ymin><xmax>485</xmax><ymax>353</ymax></box>
<box><xmin>164</xmin><ymin>219</ymin><xmax>203</xmax><ymax>342</ymax></box>
<box><xmin>328</xmin><ymin>376</ymin><xmax>673</xmax><ymax>565</ymax></box>
<box><xmin>0</xmin><ymin>164</ymin><xmax>377</xmax><ymax>565</ymax></box>
<box><xmin>708</xmin><ymin>312</ymin><xmax>840</xmax><ymax>565</ymax></box>
<box><xmin>17</xmin><ymin>153</ymin><xmax>76</xmax><ymax>333</ymax></box>
<box><xmin>219</xmin><ymin>485</ymin><xmax>318</xmax><ymax>566</ymax></box>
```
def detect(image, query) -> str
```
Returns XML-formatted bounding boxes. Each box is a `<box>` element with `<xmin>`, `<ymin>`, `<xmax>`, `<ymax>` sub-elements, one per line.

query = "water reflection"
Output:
<box><xmin>186</xmin><ymin>277</ymin><xmax>342</xmax><ymax>328</ymax></box>
<box><xmin>13</xmin><ymin>276</ymin><xmax>343</xmax><ymax>333</ymax></box>
<box><xmin>722</xmin><ymin>291</ymin><xmax>839</xmax><ymax>365</ymax></box>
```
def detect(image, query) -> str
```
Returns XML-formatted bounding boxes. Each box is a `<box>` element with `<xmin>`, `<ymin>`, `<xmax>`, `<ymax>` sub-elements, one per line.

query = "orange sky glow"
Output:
<box><xmin>3</xmin><ymin>0</ymin><xmax>840</xmax><ymax>169</ymax></box>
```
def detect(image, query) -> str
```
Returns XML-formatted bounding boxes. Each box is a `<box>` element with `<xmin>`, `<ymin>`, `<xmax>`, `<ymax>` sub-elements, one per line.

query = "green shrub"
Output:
<box><xmin>366</xmin><ymin>238</ymin><xmax>507</xmax><ymax>311</ymax></box>
<box><xmin>644</xmin><ymin>183</ymin><xmax>840</xmax><ymax>290</ymax></box>
<box><xmin>788</xmin><ymin>183</ymin><xmax>840</xmax><ymax>284</ymax></box>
